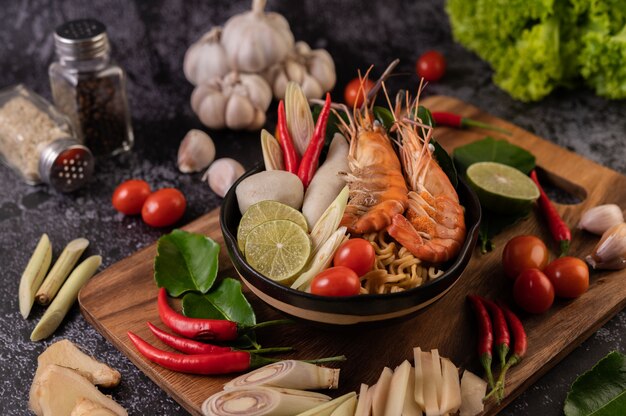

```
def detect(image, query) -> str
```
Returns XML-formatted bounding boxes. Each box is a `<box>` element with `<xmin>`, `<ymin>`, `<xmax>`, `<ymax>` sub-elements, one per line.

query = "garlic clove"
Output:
<box><xmin>285</xmin><ymin>60</ymin><xmax>304</xmax><ymax>84</ymax></box>
<box><xmin>586</xmin><ymin>222</ymin><xmax>626</xmax><ymax>270</ymax></box>
<box><xmin>225</xmin><ymin>95</ymin><xmax>255</xmax><ymax>130</ymax></box>
<box><xmin>273</xmin><ymin>71</ymin><xmax>289</xmax><ymax>99</ymax></box>
<box><xmin>177</xmin><ymin>129</ymin><xmax>216</xmax><ymax>173</ymax></box>
<box><xmin>578</xmin><ymin>204</ymin><xmax>624</xmax><ymax>235</ymax></box>
<box><xmin>308</xmin><ymin>49</ymin><xmax>336</xmax><ymax>92</ymax></box>
<box><xmin>248</xmin><ymin>109</ymin><xmax>267</xmax><ymax>131</ymax></box>
<box><xmin>300</xmin><ymin>74</ymin><xmax>324</xmax><ymax>99</ymax></box>
<box><xmin>203</xmin><ymin>158</ymin><xmax>245</xmax><ymax>198</ymax></box>
<box><xmin>196</xmin><ymin>92</ymin><xmax>227</xmax><ymax>130</ymax></box>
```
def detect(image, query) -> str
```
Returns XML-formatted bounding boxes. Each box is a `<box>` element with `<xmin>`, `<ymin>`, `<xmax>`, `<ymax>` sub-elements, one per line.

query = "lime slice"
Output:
<box><xmin>244</xmin><ymin>219</ymin><xmax>311</xmax><ymax>284</ymax></box>
<box><xmin>466</xmin><ymin>161</ymin><xmax>539</xmax><ymax>214</ymax></box>
<box><xmin>237</xmin><ymin>200</ymin><xmax>308</xmax><ymax>252</ymax></box>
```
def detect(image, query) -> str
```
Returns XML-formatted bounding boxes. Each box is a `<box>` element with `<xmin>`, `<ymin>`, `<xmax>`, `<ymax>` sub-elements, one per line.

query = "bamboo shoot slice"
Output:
<box><xmin>439</xmin><ymin>358</ymin><xmax>461</xmax><ymax>415</ymax></box>
<box><xmin>354</xmin><ymin>384</ymin><xmax>372</xmax><ymax>416</ymax></box>
<box><xmin>460</xmin><ymin>370</ymin><xmax>487</xmax><ymax>416</ymax></box>
<box><xmin>202</xmin><ymin>387</ymin><xmax>330</xmax><ymax>416</ymax></box>
<box><xmin>414</xmin><ymin>347</ymin><xmax>424</xmax><ymax>410</ymax></box>
<box><xmin>385</xmin><ymin>360</ymin><xmax>411</xmax><ymax>416</ymax></box>
<box><xmin>431</xmin><ymin>349</ymin><xmax>443</xmax><ymax>412</ymax></box>
<box><xmin>403</xmin><ymin>366</ymin><xmax>423</xmax><ymax>416</ymax></box>
<box><xmin>420</xmin><ymin>350</ymin><xmax>439</xmax><ymax>416</ymax></box>
<box><xmin>296</xmin><ymin>392</ymin><xmax>357</xmax><ymax>416</ymax></box>
<box><xmin>372</xmin><ymin>367</ymin><xmax>393</xmax><ymax>416</ymax></box>
<box><xmin>224</xmin><ymin>360</ymin><xmax>339</xmax><ymax>391</ymax></box>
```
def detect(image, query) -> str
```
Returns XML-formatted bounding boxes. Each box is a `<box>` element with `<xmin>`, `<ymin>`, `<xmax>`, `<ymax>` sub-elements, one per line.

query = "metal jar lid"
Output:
<box><xmin>54</xmin><ymin>19</ymin><xmax>110</xmax><ymax>61</ymax></box>
<box><xmin>39</xmin><ymin>138</ymin><xmax>94</xmax><ymax>192</ymax></box>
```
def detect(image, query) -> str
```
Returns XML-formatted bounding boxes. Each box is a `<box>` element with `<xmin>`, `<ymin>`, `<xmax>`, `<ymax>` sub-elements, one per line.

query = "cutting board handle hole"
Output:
<box><xmin>534</xmin><ymin>167</ymin><xmax>586</xmax><ymax>205</ymax></box>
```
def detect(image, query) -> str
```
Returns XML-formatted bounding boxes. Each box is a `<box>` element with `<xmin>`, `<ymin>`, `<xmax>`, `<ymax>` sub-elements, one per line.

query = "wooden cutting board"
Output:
<box><xmin>79</xmin><ymin>95</ymin><xmax>626</xmax><ymax>415</ymax></box>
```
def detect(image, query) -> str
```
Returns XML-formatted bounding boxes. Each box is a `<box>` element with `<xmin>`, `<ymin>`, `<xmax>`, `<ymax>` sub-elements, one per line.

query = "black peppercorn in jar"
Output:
<box><xmin>49</xmin><ymin>19</ymin><xmax>133</xmax><ymax>157</ymax></box>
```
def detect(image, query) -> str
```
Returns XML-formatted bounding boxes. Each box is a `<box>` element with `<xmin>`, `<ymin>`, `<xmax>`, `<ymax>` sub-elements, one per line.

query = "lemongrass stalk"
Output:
<box><xmin>31</xmin><ymin>255</ymin><xmax>101</xmax><ymax>341</ymax></box>
<box><xmin>36</xmin><ymin>237</ymin><xmax>89</xmax><ymax>305</ymax></box>
<box><xmin>19</xmin><ymin>234</ymin><xmax>52</xmax><ymax>318</ymax></box>
<box><xmin>261</xmin><ymin>129</ymin><xmax>284</xmax><ymax>171</ymax></box>
<box><xmin>224</xmin><ymin>360</ymin><xmax>339</xmax><ymax>391</ymax></box>
<box><xmin>285</xmin><ymin>82</ymin><xmax>314</xmax><ymax>157</ymax></box>
<box><xmin>309</xmin><ymin>186</ymin><xmax>348</xmax><ymax>254</ymax></box>
<box><xmin>296</xmin><ymin>392</ymin><xmax>357</xmax><ymax>416</ymax></box>
<box><xmin>202</xmin><ymin>386</ymin><xmax>330</xmax><ymax>416</ymax></box>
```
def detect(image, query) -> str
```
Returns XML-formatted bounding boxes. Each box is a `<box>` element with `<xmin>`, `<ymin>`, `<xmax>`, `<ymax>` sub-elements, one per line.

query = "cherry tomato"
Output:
<box><xmin>543</xmin><ymin>256</ymin><xmax>589</xmax><ymax>298</ymax></box>
<box><xmin>333</xmin><ymin>238</ymin><xmax>376</xmax><ymax>276</ymax></box>
<box><xmin>141</xmin><ymin>188</ymin><xmax>186</xmax><ymax>227</ymax></box>
<box><xmin>112</xmin><ymin>179</ymin><xmax>151</xmax><ymax>215</ymax></box>
<box><xmin>502</xmin><ymin>235</ymin><xmax>549</xmax><ymax>280</ymax></box>
<box><xmin>416</xmin><ymin>51</ymin><xmax>446</xmax><ymax>82</ymax></box>
<box><xmin>513</xmin><ymin>268</ymin><xmax>554</xmax><ymax>314</ymax></box>
<box><xmin>344</xmin><ymin>77</ymin><xmax>375</xmax><ymax>108</ymax></box>
<box><xmin>310</xmin><ymin>266</ymin><xmax>361</xmax><ymax>297</ymax></box>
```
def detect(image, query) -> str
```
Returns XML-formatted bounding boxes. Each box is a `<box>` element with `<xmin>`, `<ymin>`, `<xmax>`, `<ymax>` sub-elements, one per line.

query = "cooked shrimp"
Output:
<box><xmin>336</xmin><ymin>62</ymin><xmax>409</xmax><ymax>234</ymax></box>
<box><xmin>387</xmin><ymin>111</ymin><xmax>466</xmax><ymax>263</ymax></box>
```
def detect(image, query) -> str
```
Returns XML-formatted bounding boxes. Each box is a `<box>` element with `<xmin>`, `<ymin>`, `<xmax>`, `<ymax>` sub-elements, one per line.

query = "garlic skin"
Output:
<box><xmin>203</xmin><ymin>158</ymin><xmax>245</xmax><ymax>198</ymax></box>
<box><xmin>586</xmin><ymin>222</ymin><xmax>626</xmax><ymax>270</ymax></box>
<box><xmin>177</xmin><ymin>129</ymin><xmax>215</xmax><ymax>173</ymax></box>
<box><xmin>191</xmin><ymin>72</ymin><xmax>272</xmax><ymax>131</ymax></box>
<box><xmin>263</xmin><ymin>41</ymin><xmax>336</xmax><ymax>99</ymax></box>
<box><xmin>578</xmin><ymin>204</ymin><xmax>624</xmax><ymax>235</ymax></box>
<box><xmin>183</xmin><ymin>27</ymin><xmax>230</xmax><ymax>86</ymax></box>
<box><xmin>221</xmin><ymin>0</ymin><xmax>294</xmax><ymax>73</ymax></box>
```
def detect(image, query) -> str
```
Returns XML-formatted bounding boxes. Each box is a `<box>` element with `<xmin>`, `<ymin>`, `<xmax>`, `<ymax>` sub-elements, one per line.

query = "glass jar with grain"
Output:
<box><xmin>0</xmin><ymin>85</ymin><xmax>94</xmax><ymax>192</ymax></box>
<box><xmin>49</xmin><ymin>18</ymin><xmax>134</xmax><ymax>157</ymax></box>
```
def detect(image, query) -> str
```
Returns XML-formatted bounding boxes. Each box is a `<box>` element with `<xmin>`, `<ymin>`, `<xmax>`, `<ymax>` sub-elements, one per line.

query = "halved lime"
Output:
<box><xmin>237</xmin><ymin>200</ymin><xmax>308</xmax><ymax>252</ymax></box>
<box><xmin>466</xmin><ymin>162</ymin><xmax>539</xmax><ymax>214</ymax></box>
<box><xmin>244</xmin><ymin>219</ymin><xmax>311</xmax><ymax>284</ymax></box>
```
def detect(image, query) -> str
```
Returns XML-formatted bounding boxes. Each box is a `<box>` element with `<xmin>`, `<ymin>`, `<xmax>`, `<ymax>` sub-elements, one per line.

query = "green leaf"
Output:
<box><xmin>182</xmin><ymin>278</ymin><xmax>257</xmax><ymax>348</ymax></box>
<box><xmin>453</xmin><ymin>137</ymin><xmax>536</xmax><ymax>175</ymax></box>
<box><xmin>478</xmin><ymin>209</ymin><xmax>530</xmax><ymax>253</ymax></box>
<box><xmin>154</xmin><ymin>229</ymin><xmax>220</xmax><ymax>297</ymax></box>
<box><xmin>373</xmin><ymin>106</ymin><xmax>395</xmax><ymax>131</ymax></box>
<box><xmin>564</xmin><ymin>351</ymin><xmax>626</xmax><ymax>416</ymax></box>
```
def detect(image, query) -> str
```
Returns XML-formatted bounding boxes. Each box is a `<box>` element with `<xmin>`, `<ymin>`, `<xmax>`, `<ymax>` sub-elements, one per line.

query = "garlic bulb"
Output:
<box><xmin>578</xmin><ymin>204</ymin><xmax>624</xmax><ymax>235</ymax></box>
<box><xmin>264</xmin><ymin>41</ymin><xmax>336</xmax><ymax>99</ymax></box>
<box><xmin>178</xmin><ymin>129</ymin><xmax>216</xmax><ymax>173</ymax></box>
<box><xmin>586</xmin><ymin>222</ymin><xmax>626</xmax><ymax>270</ymax></box>
<box><xmin>221</xmin><ymin>0</ymin><xmax>294</xmax><ymax>73</ymax></box>
<box><xmin>191</xmin><ymin>72</ymin><xmax>272</xmax><ymax>130</ymax></box>
<box><xmin>203</xmin><ymin>158</ymin><xmax>245</xmax><ymax>198</ymax></box>
<box><xmin>183</xmin><ymin>27</ymin><xmax>231</xmax><ymax>86</ymax></box>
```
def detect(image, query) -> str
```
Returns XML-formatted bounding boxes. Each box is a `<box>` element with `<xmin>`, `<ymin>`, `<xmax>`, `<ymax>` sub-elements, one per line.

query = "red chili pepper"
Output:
<box><xmin>467</xmin><ymin>294</ymin><xmax>495</xmax><ymax>389</ymax></box>
<box><xmin>432</xmin><ymin>112</ymin><xmax>512</xmax><ymax>135</ymax></box>
<box><xmin>157</xmin><ymin>288</ymin><xmax>291</xmax><ymax>341</ymax></box>
<box><xmin>486</xmin><ymin>301</ymin><xmax>528</xmax><ymax>401</ymax></box>
<box><xmin>277</xmin><ymin>100</ymin><xmax>299</xmax><ymax>174</ymax></box>
<box><xmin>147</xmin><ymin>322</ymin><xmax>294</xmax><ymax>356</ymax></box>
<box><xmin>297</xmin><ymin>92</ymin><xmax>332</xmax><ymax>188</ymax></box>
<box><xmin>530</xmin><ymin>170</ymin><xmax>571</xmax><ymax>256</ymax></box>
<box><xmin>480</xmin><ymin>297</ymin><xmax>510</xmax><ymax>402</ymax></box>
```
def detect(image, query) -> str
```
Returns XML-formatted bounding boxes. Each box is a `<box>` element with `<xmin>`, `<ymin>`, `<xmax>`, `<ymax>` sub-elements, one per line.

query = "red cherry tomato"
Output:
<box><xmin>416</xmin><ymin>51</ymin><xmax>446</xmax><ymax>82</ymax></box>
<box><xmin>333</xmin><ymin>238</ymin><xmax>376</xmax><ymax>277</ymax></box>
<box><xmin>502</xmin><ymin>235</ymin><xmax>549</xmax><ymax>280</ymax></box>
<box><xmin>141</xmin><ymin>188</ymin><xmax>186</xmax><ymax>227</ymax></box>
<box><xmin>344</xmin><ymin>77</ymin><xmax>375</xmax><ymax>108</ymax></box>
<box><xmin>112</xmin><ymin>179</ymin><xmax>151</xmax><ymax>215</ymax></box>
<box><xmin>543</xmin><ymin>256</ymin><xmax>589</xmax><ymax>298</ymax></box>
<box><xmin>310</xmin><ymin>266</ymin><xmax>361</xmax><ymax>297</ymax></box>
<box><xmin>513</xmin><ymin>268</ymin><xmax>555</xmax><ymax>314</ymax></box>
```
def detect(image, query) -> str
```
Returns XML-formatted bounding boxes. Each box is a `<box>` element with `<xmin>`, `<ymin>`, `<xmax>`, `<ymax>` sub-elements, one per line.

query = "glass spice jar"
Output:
<box><xmin>49</xmin><ymin>18</ymin><xmax>134</xmax><ymax>157</ymax></box>
<box><xmin>0</xmin><ymin>84</ymin><xmax>94</xmax><ymax>192</ymax></box>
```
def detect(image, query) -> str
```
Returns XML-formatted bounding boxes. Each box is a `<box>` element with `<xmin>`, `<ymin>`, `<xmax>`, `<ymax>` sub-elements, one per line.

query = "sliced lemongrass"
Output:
<box><xmin>285</xmin><ymin>82</ymin><xmax>314</xmax><ymax>157</ymax></box>
<box><xmin>439</xmin><ymin>357</ymin><xmax>461</xmax><ymax>415</ymax></box>
<box><xmin>202</xmin><ymin>386</ymin><xmax>330</xmax><ymax>416</ymax></box>
<box><xmin>385</xmin><ymin>360</ymin><xmax>411</xmax><ymax>416</ymax></box>
<box><xmin>224</xmin><ymin>360</ymin><xmax>339</xmax><ymax>391</ymax></box>
<box><xmin>19</xmin><ymin>234</ymin><xmax>52</xmax><ymax>318</ymax></box>
<box><xmin>291</xmin><ymin>227</ymin><xmax>347</xmax><ymax>291</ymax></box>
<box><xmin>261</xmin><ymin>129</ymin><xmax>284</xmax><ymax>171</ymax></box>
<box><xmin>296</xmin><ymin>392</ymin><xmax>356</xmax><ymax>416</ymax></box>
<box><xmin>309</xmin><ymin>186</ymin><xmax>349</xmax><ymax>254</ymax></box>
<box><xmin>372</xmin><ymin>367</ymin><xmax>393</xmax><ymax>416</ymax></box>
<box><xmin>31</xmin><ymin>255</ymin><xmax>101</xmax><ymax>341</ymax></box>
<box><xmin>36</xmin><ymin>237</ymin><xmax>89</xmax><ymax>305</ymax></box>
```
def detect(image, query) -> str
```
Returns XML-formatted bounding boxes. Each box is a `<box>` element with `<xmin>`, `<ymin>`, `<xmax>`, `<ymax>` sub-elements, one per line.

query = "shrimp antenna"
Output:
<box><xmin>381</xmin><ymin>82</ymin><xmax>396</xmax><ymax>122</ymax></box>
<box><xmin>309</xmin><ymin>98</ymin><xmax>355</xmax><ymax>128</ymax></box>
<box><xmin>365</xmin><ymin>59</ymin><xmax>400</xmax><ymax>106</ymax></box>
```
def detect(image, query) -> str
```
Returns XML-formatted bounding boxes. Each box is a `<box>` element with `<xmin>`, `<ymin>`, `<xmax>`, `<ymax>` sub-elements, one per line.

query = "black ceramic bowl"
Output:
<box><xmin>220</xmin><ymin>166</ymin><xmax>481</xmax><ymax>326</ymax></box>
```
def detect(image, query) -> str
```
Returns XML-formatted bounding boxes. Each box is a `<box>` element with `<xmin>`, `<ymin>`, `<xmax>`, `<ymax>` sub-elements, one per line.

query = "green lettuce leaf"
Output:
<box><xmin>453</xmin><ymin>137</ymin><xmax>536</xmax><ymax>175</ymax></box>
<box><xmin>154</xmin><ymin>229</ymin><xmax>220</xmax><ymax>297</ymax></box>
<box><xmin>564</xmin><ymin>351</ymin><xmax>626</xmax><ymax>416</ymax></box>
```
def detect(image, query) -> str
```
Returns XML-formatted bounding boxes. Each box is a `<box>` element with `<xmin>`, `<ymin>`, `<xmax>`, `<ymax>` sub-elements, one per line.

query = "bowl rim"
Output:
<box><xmin>220</xmin><ymin>164</ymin><xmax>482</xmax><ymax>305</ymax></box>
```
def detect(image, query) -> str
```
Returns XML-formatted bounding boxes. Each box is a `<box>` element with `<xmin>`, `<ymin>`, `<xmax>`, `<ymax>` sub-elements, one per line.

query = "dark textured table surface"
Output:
<box><xmin>1</xmin><ymin>1</ymin><xmax>625</xmax><ymax>415</ymax></box>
